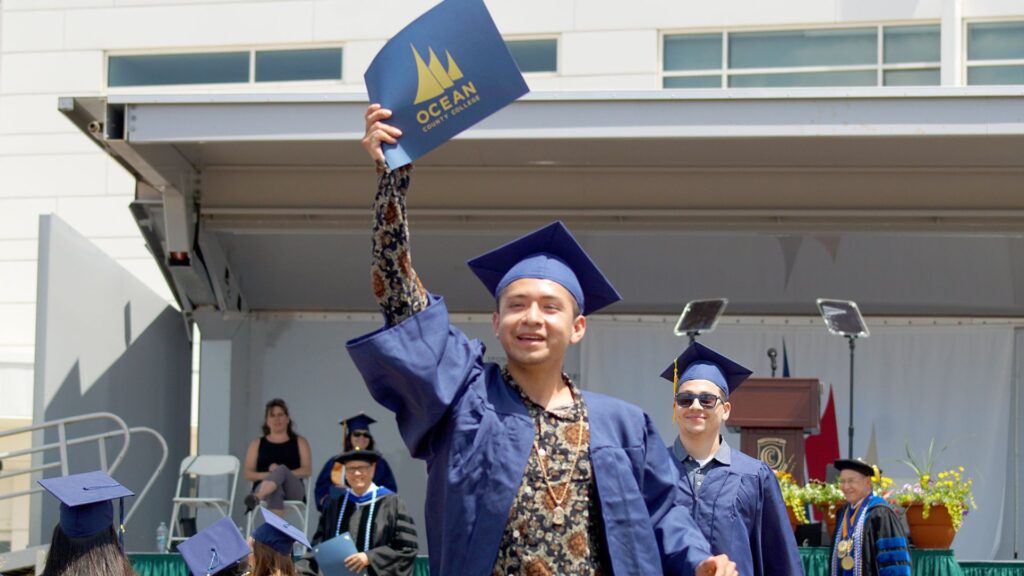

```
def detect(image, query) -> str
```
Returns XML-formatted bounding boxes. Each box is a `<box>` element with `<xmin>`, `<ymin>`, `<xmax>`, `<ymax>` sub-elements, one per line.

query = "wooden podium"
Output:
<box><xmin>727</xmin><ymin>378</ymin><xmax>820</xmax><ymax>482</ymax></box>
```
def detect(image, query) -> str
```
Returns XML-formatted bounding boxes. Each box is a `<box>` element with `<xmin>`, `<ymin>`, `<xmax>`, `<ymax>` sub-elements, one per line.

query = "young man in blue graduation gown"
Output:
<box><xmin>830</xmin><ymin>459</ymin><xmax>911</xmax><ymax>576</ymax></box>
<box><xmin>663</xmin><ymin>342</ymin><xmax>803</xmax><ymax>576</ymax></box>
<box><xmin>347</xmin><ymin>105</ymin><xmax>737</xmax><ymax>576</ymax></box>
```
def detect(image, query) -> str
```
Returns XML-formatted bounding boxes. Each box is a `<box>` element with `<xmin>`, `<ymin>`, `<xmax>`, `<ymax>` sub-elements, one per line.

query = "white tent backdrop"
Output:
<box><xmin>580</xmin><ymin>317</ymin><xmax>1016</xmax><ymax>560</ymax></box>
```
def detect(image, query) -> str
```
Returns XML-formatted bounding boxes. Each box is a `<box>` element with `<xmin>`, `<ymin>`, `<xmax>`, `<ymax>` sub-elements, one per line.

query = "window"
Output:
<box><xmin>109</xmin><ymin>47</ymin><xmax>343</xmax><ymax>87</ymax></box>
<box><xmin>662</xmin><ymin>24</ymin><xmax>940</xmax><ymax>89</ymax></box>
<box><xmin>255</xmin><ymin>48</ymin><xmax>343</xmax><ymax>82</ymax></box>
<box><xmin>967</xmin><ymin>21</ymin><xmax>1024</xmax><ymax>85</ymax></box>
<box><xmin>506</xmin><ymin>38</ymin><xmax>557</xmax><ymax>73</ymax></box>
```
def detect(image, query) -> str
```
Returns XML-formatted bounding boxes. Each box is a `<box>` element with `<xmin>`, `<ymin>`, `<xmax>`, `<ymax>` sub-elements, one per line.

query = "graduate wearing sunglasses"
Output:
<box><xmin>313</xmin><ymin>413</ymin><xmax>398</xmax><ymax>512</ymax></box>
<box><xmin>664</xmin><ymin>342</ymin><xmax>803</xmax><ymax>576</ymax></box>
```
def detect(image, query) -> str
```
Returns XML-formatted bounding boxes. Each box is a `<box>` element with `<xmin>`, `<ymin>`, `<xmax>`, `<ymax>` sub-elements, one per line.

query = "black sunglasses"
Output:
<box><xmin>674</xmin><ymin>392</ymin><xmax>725</xmax><ymax>410</ymax></box>
<box><xmin>350</xmin><ymin>430</ymin><xmax>371</xmax><ymax>438</ymax></box>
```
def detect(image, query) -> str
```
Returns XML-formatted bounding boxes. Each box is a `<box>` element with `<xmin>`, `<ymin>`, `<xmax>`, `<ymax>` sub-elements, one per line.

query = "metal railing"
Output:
<box><xmin>0</xmin><ymin>412</ymin><xmax>167</xmax><ymax>525</ymax></box>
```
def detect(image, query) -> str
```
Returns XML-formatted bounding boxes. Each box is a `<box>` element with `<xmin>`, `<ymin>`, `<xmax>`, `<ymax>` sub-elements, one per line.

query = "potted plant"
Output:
<box><xmin>804</xmin><ymin>480</ymin><xmax>844</xmax><ymax>537</ymax></box>
<box><xmin>774</xmin><ymin>469</ymin><xmax>809</xmax><ymax>531</ymax></box>
<box><xmin>893</xmin><ymin>440</ymin><xmax>977</xmax><ymax>548</ymax></box>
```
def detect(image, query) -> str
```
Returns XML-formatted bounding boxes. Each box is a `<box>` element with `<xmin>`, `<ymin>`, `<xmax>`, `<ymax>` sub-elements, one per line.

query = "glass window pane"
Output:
<box><xmin>730</xmin><ymin>28</ymin><xmax>877</xmax><ymax>69</ymax></box>
<box><xmin>108</xmin><ymin>52</ymin><xmax>249</xmax><ymax>87</ymax></box>
<box><xmin>507</xmin><ymin>39</ymin><xmax>557</xmax><ymax>73</ymax></box>
<box><xmin>255</xmin><ymin>48</ymin><xmax>342</xmax><ymax>82</ymax></box>
<box><xmin>968</xmin><ymin>22</ymin><xmax>1024</xmax><ymax>61</ymax></box>
<box><xmin>968</xmin><ymin>64</ymin><xmax>1024</xmax><ymax>85</ymax></box>
<box><xmin>663</xmin><ymin>75</ymin><xmax>721</xmax><ymax>88</ymax></box>
<box><xmin>883</xmin><ymin>68</ymin><xmax>940</xmax><ymax>85</ymax></box>
<box><xmin>663</xmin><ymin>34</ymin><xmax>722</xmax><ymax>71</ymax></box>
<box><xmin>729</xmin><ymin>69</ymin><xmax>877</xmax><ymax>87</ymax></box>
<box><xmin>884</xmin><ymin>25</ymin><xmax>940</xmax><ymax>63</ymax></box>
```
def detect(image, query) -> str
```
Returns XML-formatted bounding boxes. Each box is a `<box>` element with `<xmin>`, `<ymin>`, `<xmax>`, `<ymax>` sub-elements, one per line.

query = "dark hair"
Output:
<box><xmin>344</xmin><ymin>428</ymin><xmax>376</xmax><ymax>452</ymax></box>
<box><xmin>213</xmin><ymin>559</ymin><xmax>251</xmax><ymax>576</ymax></box>
<box><xmin>261</xmin><ymin>398</ymin><xmax>296</xmax><ymax>438</ymax></box>
<box><xmin>251</xmin><ymin>540</ymin><xmax>297</xmax><ymax>576</ymax></box>
<box><xmin>41</xmin><ymin>524</ymin><xmax>137</xmax><ymax>576</ymax></box>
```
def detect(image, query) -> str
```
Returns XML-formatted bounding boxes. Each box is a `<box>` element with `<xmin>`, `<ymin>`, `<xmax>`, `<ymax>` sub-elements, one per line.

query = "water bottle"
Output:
<box><xmin>156</xmin><ymin>521</ymin><xmax>168</xmax><ymax>552</ymax></box>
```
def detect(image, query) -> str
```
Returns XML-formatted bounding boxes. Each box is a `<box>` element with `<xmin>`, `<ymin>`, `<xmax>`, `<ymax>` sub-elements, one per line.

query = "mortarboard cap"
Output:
<box><xmin>178</xmin><ymin>517</ymin><xmax>249</xmax><ymax>576</ymax></box>
<box><xmin>37</xmin><ymin>471</ymin><xmax>134</xmax><ymax>539</ymax></box>
<box><xmin>660</xmin><ymin>341</ymin><xmax>753</xmax><ymax>396</ymax></box>
<box><xmin>252</xmin><ymin>507</ymin><xmax>310</xmax><ymax>556</ymax></box>
<box><xmin>336</xmin><ymin>449</ymin><xmax>383</xmax><ymax>465</ymax></box>
<box><xmin>834</xmin><ymin>458</ymin><xmax>880</xmax><ymax>478</ymax></box>
<box><xmin>339</xmin><ymin>413</ymin><xmax>377</xmax><ymax>431</ymax></box>
<box><xmin>466</xmin><ymin>221</ymin><xmax>621</xmax><ymax>316</ymax></box>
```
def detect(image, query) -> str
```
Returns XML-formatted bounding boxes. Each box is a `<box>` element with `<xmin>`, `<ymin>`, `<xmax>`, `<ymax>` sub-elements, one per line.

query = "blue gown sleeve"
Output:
<box><xmin>346</xmin><ymin>295</ymin><xmax>483</xmax><ymax>459</ymax></box>
<box><xmin>314</xmin><ymin>458</ymin><xmax>336</xmax><ymax>512</ymax></box>
<box><xmin>641</xmin><ymin>414</ymin><xmax>713</xmax><ymax>575</ymax></box>
<box><xmin>374</xmin><ymin>457</ymin><xmax>399</xmax><ymax>493</ymax></box>
<box><xmin>758</xmin><ymin>464</ymin><xmax>804</xmax><ymax>576</ymax></box>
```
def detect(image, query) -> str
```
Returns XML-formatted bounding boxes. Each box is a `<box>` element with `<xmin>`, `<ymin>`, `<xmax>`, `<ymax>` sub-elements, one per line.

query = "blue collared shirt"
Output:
<box><xmin>673</xmin><ymin>436</ymin><xmax>732</xmax><ymax>497</ymax></box>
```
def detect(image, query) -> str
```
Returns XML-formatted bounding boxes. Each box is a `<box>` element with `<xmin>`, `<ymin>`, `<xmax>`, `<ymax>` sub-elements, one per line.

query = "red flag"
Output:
<box><xmin>805</xmin><ymin>385</ymin><xmax>840</xmax><ymax>482</ymax></box>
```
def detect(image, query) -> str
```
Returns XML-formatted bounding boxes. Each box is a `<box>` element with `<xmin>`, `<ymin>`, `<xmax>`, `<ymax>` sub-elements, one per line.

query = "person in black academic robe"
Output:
<box><xmin>304</xmin><ymin>450</ymin><xmax>417</xmax><ymax>576</ymax></box>
<box><xmin>830</xmin><ymin>459</ymin><xmax>912</xmax><ymax>576</ymax></box>
<box><xmin>663</xmin><ymin>342</ymin><xmax>804</xmax><ymax>576</ymax></box>
<box><xmin>313</xmin><ymin>413</ymin><xmax>398</xmax><ymax>512</ymax></box>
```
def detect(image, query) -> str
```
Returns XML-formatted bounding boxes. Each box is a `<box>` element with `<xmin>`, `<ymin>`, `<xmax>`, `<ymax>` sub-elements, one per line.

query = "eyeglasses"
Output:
<box><xmin>350</xmin><ymin>431</ymin><xmax>371</xmax><ymax>438</ymax></box>
<box><xmin>346</xmin><ymin>464</ymin><xmax>372</xmax><ymax>474</ymax></box>
<box><xmin>675</xmin><ymin>392</ymin><xmax>725</xmax><ymax>410</ymax></box>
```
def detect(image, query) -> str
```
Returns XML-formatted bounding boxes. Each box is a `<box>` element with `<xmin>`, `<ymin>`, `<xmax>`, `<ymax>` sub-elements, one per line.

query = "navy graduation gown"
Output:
<box><xmin>314</xmin><ymin>455</ymin><xmax>398</xmax><ymax>511</ymax></box>
<box><xmin>672</xmin><ymin>444</ymin><xmax>804</xmax><ymax>576</ymax></box>
<box><xmin>347</xmin><ymin>296</ymin><xmax>712</xmax><ymax>576</ymax></box>
<box><xmin>829</xmin><ymin>497</ymin><xmax>911</xmax><ymax>576</ymax></box>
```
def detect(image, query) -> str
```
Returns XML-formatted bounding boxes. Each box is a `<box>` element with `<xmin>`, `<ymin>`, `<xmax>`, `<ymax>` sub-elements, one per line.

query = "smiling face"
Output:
<box><xmin>492</xmin><ymin>278</ymin><xmax>585</xmax><ymax>371</ymax></box>
<box><xmin>344</xmin><ymin>460</ymin><xmax>377</xmax><ymax>495</ymax></box>
<box><xmin>839</xmin><ymin>469</ymin><xmax>873</xmax><ymax>505</ymax></box>
<box><xmin>674</xmin><ymin>378</ymin><xmax>730</xmax><ymax>439</ymax></box>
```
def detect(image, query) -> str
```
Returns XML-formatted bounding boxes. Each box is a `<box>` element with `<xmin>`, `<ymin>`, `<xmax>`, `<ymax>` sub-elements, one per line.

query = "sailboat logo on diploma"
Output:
<box><xmin>411</xmin><ymin>45</ymin><xmax>481</xmax><ymax>127</ymax></box>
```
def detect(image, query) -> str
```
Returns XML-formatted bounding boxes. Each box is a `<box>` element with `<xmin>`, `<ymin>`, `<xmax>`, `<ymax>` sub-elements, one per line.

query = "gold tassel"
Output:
<box><xmin>672</xmin><ymin>358</ymin><xmax>678</xmax><ymax>422</ymax></box>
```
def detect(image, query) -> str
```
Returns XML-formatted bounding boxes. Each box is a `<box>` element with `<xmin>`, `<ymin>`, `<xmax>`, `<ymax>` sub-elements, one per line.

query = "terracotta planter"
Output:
<box><xmin>905</xmin><ymin>503</ymin><xmax>956</xmax><ymax>549</ymax></box>
<box><xmin>815</xmin><ymin>503</ymin><xmax>843</xmax><ymax>538</ymax></box>
<box><xmin>786</xmin><ymin>506</ymin><xmax>800</xmax><ymax>532</ymax></box>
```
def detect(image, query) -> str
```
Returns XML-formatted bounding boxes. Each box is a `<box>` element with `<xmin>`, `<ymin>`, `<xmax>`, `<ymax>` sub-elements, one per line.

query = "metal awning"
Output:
<box><xmin>59</xmin><ymin>88</ymin><xmax>1024</xmax><ymax>317</ymax></box>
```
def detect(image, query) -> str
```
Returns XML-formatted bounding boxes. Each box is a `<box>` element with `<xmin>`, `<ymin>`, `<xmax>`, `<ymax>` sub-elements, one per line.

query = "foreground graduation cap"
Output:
<box><xmin>178</xmin><ymin>517</ymin><xmax>249</xmax><ymax>576</ymax></box>
<box><xmin>251</xmin><ymin>507</ymin><xmax>311</xmax><ymax>556</ymax></box>
<box><xmin>364</xmin><ymin>0</ymin><xmax>529</xmax><ymax>168</ymax></box>
<box><xmin>466</xmin><ymin>221</ymin><xmax>622</xmax><ymax>316</ymax></box>
<box><xmin>339</xmin><ymin>413</ymin><xmax>377</xmax><ymax>431</ymax></box>
<box><xmin>660</xmin><ymin>341</ymin><xmax>753</xmax><ymax>396</ymax></box>
<box><xmin>38</xmin><ymin>470</ymin><xmax>134</xmax><ymax>542</ymax></box>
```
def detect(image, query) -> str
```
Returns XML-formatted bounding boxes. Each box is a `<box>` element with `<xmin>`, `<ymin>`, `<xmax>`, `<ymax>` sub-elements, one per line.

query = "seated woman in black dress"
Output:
<box><xmin>244</xmin><ymin>398</ymin><xmax>313</xmax><ymax>516</ymax></box>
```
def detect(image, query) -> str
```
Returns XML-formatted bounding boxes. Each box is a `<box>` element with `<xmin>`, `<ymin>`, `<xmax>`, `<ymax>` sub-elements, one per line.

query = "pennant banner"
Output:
<box><xmin>364</xmin><ymin>0</ymin><xmax>529</xmax><ymax>168</ymax></box>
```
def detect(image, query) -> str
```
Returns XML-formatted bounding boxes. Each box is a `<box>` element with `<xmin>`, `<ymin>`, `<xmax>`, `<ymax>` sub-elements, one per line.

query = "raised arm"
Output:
<box><xmin>362</xmin><ymin>104</ymin><xmax>428</xmax><ymax>325</ymax></box>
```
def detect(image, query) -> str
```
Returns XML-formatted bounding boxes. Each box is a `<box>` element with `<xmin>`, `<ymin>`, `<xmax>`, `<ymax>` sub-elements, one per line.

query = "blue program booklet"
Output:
<box><xmin>314</xmin><ymin>531</ymin><xmax>359</xmax><ymax>576</ymax></box>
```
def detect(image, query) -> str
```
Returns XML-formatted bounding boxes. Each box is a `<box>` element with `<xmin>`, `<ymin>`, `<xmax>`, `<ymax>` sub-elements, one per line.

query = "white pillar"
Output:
<box><xmin>941</xmin><ymin>0</ymin><xmax>964</xmax><ymax>86</ymax></box>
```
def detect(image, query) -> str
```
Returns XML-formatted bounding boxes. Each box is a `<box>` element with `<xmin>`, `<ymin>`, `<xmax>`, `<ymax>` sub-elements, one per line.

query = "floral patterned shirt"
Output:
<box><xmin>492</xmin><ymin>368</ymin><xmax>610</xmax><ymax>576</ymax></box>
<box><xmin>371</xmin><ymin>166</ymin><xmax>428</xmax><ymax>325</ymax></box>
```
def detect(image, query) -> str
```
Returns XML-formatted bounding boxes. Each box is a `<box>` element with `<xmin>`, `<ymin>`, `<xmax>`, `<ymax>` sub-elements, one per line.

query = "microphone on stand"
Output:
<box><xmin>767</xmin><ymin>348</ymin><xmax>778</xmax><ymax>377</ymax></box>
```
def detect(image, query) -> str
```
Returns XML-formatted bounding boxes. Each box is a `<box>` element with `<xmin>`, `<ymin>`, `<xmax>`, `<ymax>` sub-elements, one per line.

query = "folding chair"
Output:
<box><xmin>246</xmin><ymin>476</ymin><xmax>314</xmax><ymax>538</ymax></box>
<box><xmin>167</xmin><ymin>455</ymin><xmax>240</xmax><ymax>551</ymax></box>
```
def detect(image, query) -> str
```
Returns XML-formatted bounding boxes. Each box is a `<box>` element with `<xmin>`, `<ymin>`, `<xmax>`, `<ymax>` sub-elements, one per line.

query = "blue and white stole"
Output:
<box><xmin>831</xmin><ymin>494</ymin><xmax>886</xmax><ymax>576</ymax></box>
<box><xmin>334</xmin><ymin>483</ymin><xmax>394</xmax><ymax>552</ymax></box>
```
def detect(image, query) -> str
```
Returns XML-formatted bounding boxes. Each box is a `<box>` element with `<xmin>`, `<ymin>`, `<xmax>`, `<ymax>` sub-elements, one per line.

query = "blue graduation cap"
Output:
<box><xmin>466</xmin><ymin>221</ymin><xmax>622</xmax><ymax>316</ymax></box>
<box><xmin>251</xmin><ymin>507</ymin><xmax>310</xmax><ymax>556</ymax></box>
<box><xmin>37</xmin><ymin>470</ymin><xmax>134</xmax><ymax>544</ymax></box>
<box><xmin>364</xmin><ymin>0</ymin><xmax>529</xmax><ymax>168</ymax></box>
<box><xmin>660</xmin><ymin>341</ymin><xmax>753</xmax><ymax>396</ymax></box>
<box><xmin>339</xmin><ymin>413</ymin><xmax>377</xmax><ymax>431</ymax></box>
<box><xmin>178</xmin><ymin>517</ymin><xmax>249</xmax><ymax>576</ymax></box>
